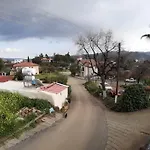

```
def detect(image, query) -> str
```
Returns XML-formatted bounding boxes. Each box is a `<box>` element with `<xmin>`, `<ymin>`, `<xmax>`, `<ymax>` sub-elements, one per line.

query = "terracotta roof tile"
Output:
<box><xmin>40</xmin><ymin>82</ymin><xmax>68</xmax><ymax>94</ymax></box>
<box><xmin>0</xmin><ymin>76</ymin><xmax>13</xmax><ymax>82</ymax></box>
<box><xmin>79</xmin><ymin>59</ymin><xmax>103</xmax><ymax>68</ymax></box>
<box><xmin>13</xmin><ymin>62</ymin><xmax>38</xmax><ymax>67</ymax></box>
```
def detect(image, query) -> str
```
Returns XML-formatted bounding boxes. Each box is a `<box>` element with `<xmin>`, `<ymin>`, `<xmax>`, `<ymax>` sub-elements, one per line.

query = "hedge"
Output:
<box><xmin>113</xmin><ymin>84</ymin><xmax>149</xmax><ymax>112</ymax></box>
<box><xmin>84</xmin><ymin>81</ymin><xmax>102</xmax><ymax>97</ymax></box>
<box><xmin>36</xmin><ymin>73</ymin><xmax>68</xmax><ymax>85</ymax></box>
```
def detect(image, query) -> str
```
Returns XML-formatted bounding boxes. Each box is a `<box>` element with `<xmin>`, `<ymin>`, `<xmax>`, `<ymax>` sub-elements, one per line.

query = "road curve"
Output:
<box><xmin>10</xmin><ymin>77</ymin><xmax>108</xmax><ymax>150</ymax></box>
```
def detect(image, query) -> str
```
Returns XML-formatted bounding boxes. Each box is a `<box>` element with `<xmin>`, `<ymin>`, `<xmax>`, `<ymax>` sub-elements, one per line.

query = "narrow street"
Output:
<box><xmin>10</xmin><ymin>77</ymin><xmax>108</xmax><ymax>150</ymax></box>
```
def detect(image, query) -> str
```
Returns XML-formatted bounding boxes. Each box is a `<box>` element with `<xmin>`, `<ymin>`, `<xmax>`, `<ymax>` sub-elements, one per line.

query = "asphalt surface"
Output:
<box><xmin>9</xmin><ymin>77</ymin><xmax>108</xmax><ymax>150</ymax></box>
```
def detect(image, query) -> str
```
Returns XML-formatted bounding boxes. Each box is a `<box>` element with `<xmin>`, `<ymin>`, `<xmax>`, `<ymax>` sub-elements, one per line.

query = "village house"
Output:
<box><xmin>41</xmin><ymin>57</ymin><xmax>52</xmax><ymax>63</ymax></box>
<box><xmin>0</xmin><ymin>81</ymin><xmax>68</xmax><ymax>109</ymax></box>
<box><xmin>78</xmin><ymin>59</ymin><xmax>98</xmax><ymax>78</ymax></box>
<box><xmin>40</xmin><ymin>82</ymin><xmax>69</xmax><ymax>109</ymax></box>
<box><xmin>12</xmin><ymin>62</ymin><xmax>39</xmax><ymax>75</ymax></box>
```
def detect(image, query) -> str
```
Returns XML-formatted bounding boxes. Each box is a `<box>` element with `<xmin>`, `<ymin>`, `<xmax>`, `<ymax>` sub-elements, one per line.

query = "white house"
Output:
<box><xmin>0</xmin><ymin>81</ymin><xmax>68</xmax><ymax>109</ymax></box>
<box><xmin>78</xmin><ymin>59</ymin><xmax>98</xmax><ymax>78</ymax></box>
<box><xmin>41</xmin><ymin>57</ymin><xmax>52</xmax><ymax>63</ymax></box>
<box><xmin>39</xmin><ymin>82</ymin><xmax>69</xmax><ymax>109</ymax></box>
<box><xmin>13</xmin><ymin>62</ymin><xmax>39</xmax><ymax>75</ymax></box>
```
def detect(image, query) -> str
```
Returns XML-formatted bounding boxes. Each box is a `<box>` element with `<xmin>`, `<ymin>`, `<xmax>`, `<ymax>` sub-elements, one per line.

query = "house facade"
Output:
<box><xmin>41</xmin><ymin>57</ymin><xmax>52</xmax><ymax>63</ymax></box>
<box><xmin>40</xmin><ymin>82</ymin><xmax>69</xmax><ymax>109</ymax></box>
<box><xmin>78</xmin><ymin>59</ymin><xmax>98</xmax><ymax>78</ymax></box>
<box><xmin>13</xmin><ymin>62</ymin><xmax>39</xmax><ymax>74</ymax></box>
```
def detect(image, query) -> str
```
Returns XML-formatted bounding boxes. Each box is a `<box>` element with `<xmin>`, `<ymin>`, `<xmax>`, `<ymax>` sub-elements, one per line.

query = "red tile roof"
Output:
<box><xmin>40</xmin><ymin>82</ymin><xmax>68</xmax><ymax>94</ymax></box>
<box><xmin>79</xmin><ymin>59</ymin><xmax>103</xmax><ymax>67</ymax></box>
<box><xmin>13</xmin><ymin>62</ymin><xmax>38</xmax><ymax>67</ymax></box>
<box><xmin>0</xmin><ymin>76</ymin><xmax>13</xmax><ymax>82</ymax></box>
<box><xmin>79</xmin><ymin>59</ymin><xmax>96</xmax><ymax>67</ymax></box>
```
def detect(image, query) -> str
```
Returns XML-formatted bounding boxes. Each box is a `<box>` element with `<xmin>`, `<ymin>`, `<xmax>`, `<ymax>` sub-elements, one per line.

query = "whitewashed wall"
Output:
<box><xmin>83</xmin><ymin>66</ymin><xmax>98</xmax><ymax>77</ymax></box>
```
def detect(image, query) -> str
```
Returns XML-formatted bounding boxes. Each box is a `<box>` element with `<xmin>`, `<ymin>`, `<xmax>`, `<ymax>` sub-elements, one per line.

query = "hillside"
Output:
<box><xmin>73</xmin><ymin>51</ymin><xmax>150</xmax><ymax>61</ymax></box>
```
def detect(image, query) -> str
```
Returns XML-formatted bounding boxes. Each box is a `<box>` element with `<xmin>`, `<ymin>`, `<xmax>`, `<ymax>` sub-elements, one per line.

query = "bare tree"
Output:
<box><xmin>76</xmin><ymin>30</ymin><xmax>118</xmax><ymax>98</ymax></box>
<box><xmin>132</xmin><ymin>61</ymin><xmax>150</xmax><ymax>83</ymax></box>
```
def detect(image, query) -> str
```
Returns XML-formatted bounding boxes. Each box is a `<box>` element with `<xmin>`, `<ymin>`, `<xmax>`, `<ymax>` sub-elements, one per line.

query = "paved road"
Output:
<box><xmin>10</xmin><ymin>77</ymin><xmax>108</xmax><ymax>150</ymax></box>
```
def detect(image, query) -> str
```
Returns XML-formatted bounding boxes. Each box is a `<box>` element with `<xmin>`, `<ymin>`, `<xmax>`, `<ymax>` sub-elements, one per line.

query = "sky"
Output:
<box><xmin>0</xmin><ymin>0</ymin><xmax>150</xmax><ymax>58</ymax></box>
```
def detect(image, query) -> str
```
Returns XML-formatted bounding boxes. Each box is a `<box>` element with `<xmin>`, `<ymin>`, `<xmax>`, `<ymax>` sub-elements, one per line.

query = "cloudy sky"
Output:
<box><xmin>0</xmin><ymin>0</ymin><xmax>150</xmax><ymax>58</ymax></box>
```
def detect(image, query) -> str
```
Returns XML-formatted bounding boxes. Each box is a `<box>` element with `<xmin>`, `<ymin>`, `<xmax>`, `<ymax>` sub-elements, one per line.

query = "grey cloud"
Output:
<box><xmin>0</xmin><ymin>0</ymin><xmax>150</xmax><ymax>41</ymax></box>
<box><xmin>0</xmin><ymin>0</ymin><xmax>88</xmax><ymax>41</ymax></box>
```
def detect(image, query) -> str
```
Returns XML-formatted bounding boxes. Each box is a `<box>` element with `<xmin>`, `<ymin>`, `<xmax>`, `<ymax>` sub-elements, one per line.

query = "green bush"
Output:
<box><xmin>0</xmin><ymin>91</ymin><xmax>52</xmax><ymax>136</ymax></box>
<box><xmin>68</xmin><ymin>85</ymin><xmax>72</xmax><ymax>96</ymax></box>
<box><xmin>120</xmin><ymin>84</ymin><xmax>128</xmax><ymax>89</ymax></box>
<box><xmin>143</xmin><ymin>79</ymin><xmax>150</xmax><ymax>86</ymax></box>
<box><xmin>114</xmin><ymin>84</ymin><xmax>149</xmax><ymax>112</ymax></box>
<box><xmin>36</xmin><ymin>73</ymin><xmax>68</xmax><ymax>85</ymax></box>
<box><xmin>103</xmin><ymin>97</ymin><xmax>116</xmax><ymax>109</ymax></box>
<box><xmin>0</xmin><ymin>111</ymin><xmax>17</xmax><ymax>136</ymax></box>
<box><xmin>84</xmin><ymin>81</ymin><xmax>102</xmax><ymax>97</ymax></box>
<box><xmin>14</xmin><ymin>70</ymin><xmax>24</xmax><ymax>81</ymax></box>
<box><xmin>19</xmin><ymin>98</ymin><xmax>52</xmax><ymax>112</ymax></box>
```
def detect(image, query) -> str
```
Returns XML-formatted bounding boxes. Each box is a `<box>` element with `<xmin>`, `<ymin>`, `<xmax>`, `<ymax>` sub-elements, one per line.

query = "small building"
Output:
<box><xmin>13</xmin><ymin>62</ymin><xmax>39</xmax><ymax>74</ymax></box>
<box><xmin>40</xmin><ymin>82</ymin><xmax>69</xmax><ymax>109</ymax></box>
<box><xmin>78</xmin><ymin>59</ymin><xmax>98</xmax><ymax>78</ymax></box>
<box><xmin>41</xmin><ymin>57</ymin><xmax>52</xmax><ymax>63</ymax></box>
<box><xmin>0</xmin><ymin>81</ymin><xmax>68</xmax><ymax>109</ymax></box>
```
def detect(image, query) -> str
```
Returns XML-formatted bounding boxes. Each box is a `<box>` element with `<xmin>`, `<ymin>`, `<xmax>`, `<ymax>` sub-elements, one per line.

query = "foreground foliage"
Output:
<box><xmin>0</xmin><ymin>91</ymin><xmax>52</xmax><ymax>137</ymax></box>
<box><xmin>103</xmin><ymin>84</ymin><xmax>149</xmax><ymax>112</ymax></box>
<box><xmin>114</xmin><ymin>84</ymin><xmax>149</xmax><ymax>112</ymax></box>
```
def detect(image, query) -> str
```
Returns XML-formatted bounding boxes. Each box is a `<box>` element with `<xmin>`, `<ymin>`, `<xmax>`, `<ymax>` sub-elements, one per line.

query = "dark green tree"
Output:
<box><xmin>45</xmin><ymin>54</ymin><xmax>49</xmax><ymax>59</ymax></box>
<box><xmin>27</xmin><ymin>56</ymin><xmax>30</xmax><ymax>62</ymax></box>
<box><xmin>32</xmin><ymin>57</ymin><xmax>41</xmax><ymax>64</ymax></box>
<box><xmin>0</xmin><ymin>58</ymin><xmax>4</xmax><ymax>72</ymax></box>
<box><xmin>39</xmin><ymin>53</ymin><xmax>44</xmax><ymax>58</ymax></box>
<box><xmin>70</xmin><ymin>64</ymin><xmax>80</xmax><ymax>76</ymax></box>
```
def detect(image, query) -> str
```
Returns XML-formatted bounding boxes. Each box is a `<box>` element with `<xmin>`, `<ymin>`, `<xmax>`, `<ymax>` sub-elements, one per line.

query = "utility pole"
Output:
<box><xmin>115</xmin><ymin>43</ymin><xmax>121</xmax><ymax>103</ymax></box>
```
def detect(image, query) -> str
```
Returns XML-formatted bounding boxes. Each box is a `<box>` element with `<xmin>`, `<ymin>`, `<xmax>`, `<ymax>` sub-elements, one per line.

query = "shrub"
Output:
<box><xmin>14</xmin><ymin>70</ymin><xmax>24</xmax><ymax>81</ymax></box>
<box><xmin>84</xmin><ymin>81</ymin><xmax>102</xmax><ymax>97</ymax></box>
<box><xmin>120</xmin><ymin>84</ymin><xmax>128</xmax><ymax>89</ymax></box>
<box><xmin>103</xmin><ymin>97</ymin><xmax>116</xmax><ymax>109</ymax></box>
<box><xmin>0</xmin><ymin>91</ymin><xmax>53</xmax><ymax>136</ymax></box>
<box><xmin>19</xmin><ymin>98</ymin><xmax>52</xmax><ymax>112</ymax></box>
<box><xmin>114</xmin><ymin>84</ymin><xmax>149</xmax><ymax>112</ymax></box>
<box><xmin>36</xmin><ymin>73</ymin><xmax>68</xmax><ymax>85</ymax></box>
<box><xmin>69</xmin><ymin>64</ymin><xmax>80</xmax><ymax>76</ymax></box>
<box><xmin>68</xmin><ymin>85</ymin><xmax>72</xmax><ymax>96</ymax></box>
<box><xmin>143</xmin><ymin>79</ymin><xmax>150</xmax><ymax>86</ymax></box>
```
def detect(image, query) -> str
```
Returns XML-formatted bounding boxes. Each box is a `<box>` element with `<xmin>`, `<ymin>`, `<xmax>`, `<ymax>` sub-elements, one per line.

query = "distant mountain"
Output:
<box><xmin>2</xmin><ymin>58</ymin><xmax>23</xmax><ymax>61</ymax></box>
<box><xmin>72</xmin><ymin>51</ymin><xmax>150</xmax><ymax>61</ymax></box>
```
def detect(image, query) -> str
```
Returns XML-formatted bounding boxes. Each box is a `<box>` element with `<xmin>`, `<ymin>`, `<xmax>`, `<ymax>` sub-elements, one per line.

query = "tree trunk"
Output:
<box><xmin>137</xmin><ymin>78</ymin><xmax>140</xmax><ymax>83</ymax></box>
<box><xmin>101</xmin><ymin>75</ymin><xmax>107</xmax><ymax>99</ymax></box>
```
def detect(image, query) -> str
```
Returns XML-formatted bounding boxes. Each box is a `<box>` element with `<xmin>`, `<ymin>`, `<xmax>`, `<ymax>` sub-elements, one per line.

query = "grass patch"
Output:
<box><xmin>36</xmin><ymin>72</ymin><xmax>68</xmax><ymax>84</ymax></box>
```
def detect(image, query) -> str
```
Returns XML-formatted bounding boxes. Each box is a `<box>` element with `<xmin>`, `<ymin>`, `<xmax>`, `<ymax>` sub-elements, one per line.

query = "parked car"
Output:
<box><xmin>125</xmin><ymin>78</ymin><xmax>136</xmax><ymax>83</ymax></box>
<box><xmin>99</xmin><ymin>82</ymin><xmax>113</xmax><ymax>91</ymax></box>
